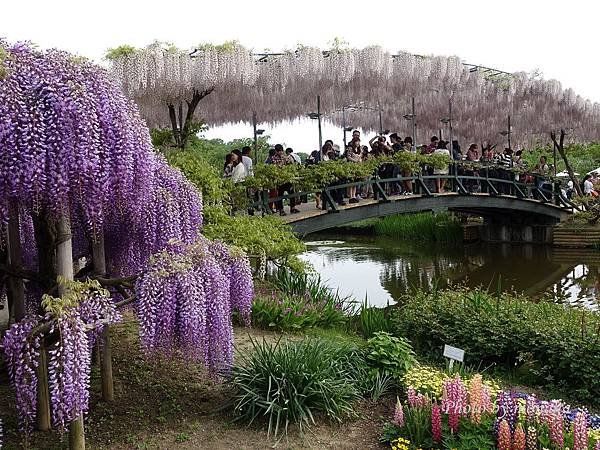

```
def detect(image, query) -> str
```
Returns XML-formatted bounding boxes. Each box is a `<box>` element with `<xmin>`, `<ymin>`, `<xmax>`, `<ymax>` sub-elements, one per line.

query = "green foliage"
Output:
<box><xmin>104</xmin><ymin>45</ymin><xmax>137</xmax><ymax>60</ymax></box>
<box><xmin>251</xmin><ymin>292</ymin><xmax>346</xmax><ymax>331</ymax></box>
<box><xmin>243</xmin><ymin>153</ymin><xmax>452</xmax><ymax>192</ymax></box>
<box><xmin>380</xmin><ymin>406</ymin><xmax>432</xmax><ymax>448</ymax></box>
<box><xmin>355</xmin><ymin>297</ymin><xmax>393</xmax><ymax>338</ymax></box>
<box><xmin>164</xmin><ymin>138</ymin><xmax>306</xmax><ymax>267</ymax></box>
<box><xmin>230</xmin><ymin>337</ymin><xmax>364</xmax><ymax>436</ymax></box>
<box><xmin>196</xmin><ymin>40</ymin><xmax>241</xmax><ymax>53</ymax></box>
<box><xmin>252</xmin><ymin>269</ymin><xmax>352</xmax><ymax>331</ymax></box>
<box><xmin>442</xmin><ymin>415</ymin><xmax>496</xmax><ymax>450</ymax></box>
<box><xmin>0</xmin><ymin>46</ymin><xmax>10</xmax><ymax>79</ymax></box>
<box><xmin>522</xmin><ymin>142</ymin><xmax>600</xmax><ymax>175</ymax></box>
<box><xmin>203</xmin><ymin>208</ymin><xmax>305</xmax><ymax>263</ymax></box>
<box><xmin>392</xmin><ymin>287</ymin><xmax>600</xmax><ymax>404</ymax></box>
<box><xmin>150</xmin><ymin>128</ymin><xmax>175</xmax><ymax>148</ymax></box>
<box><xmin>164</xmin><ymin>148</ymin><xmax>240</xmax><ymax>208</ymax></box>
<box><xmin>269</xmin><ymin>268</ymin><xmax>352</xmax><ymax>309</ymax></box>
<box><xmin>365</xmin><ymin>332</ymin><xmax>417</xmax><ymax>381</ymax></box>
<box><xmin>374</xmin><ymin>212</ymin><xmax>463</xmax><ymax>242</ymax></box>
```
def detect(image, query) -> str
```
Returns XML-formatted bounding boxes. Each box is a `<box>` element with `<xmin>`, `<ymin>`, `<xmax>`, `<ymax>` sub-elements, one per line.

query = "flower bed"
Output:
<box><xmin>382</xmin><ymin>372</ymin><xmax>600</xmax><ymax>449</ymax></box>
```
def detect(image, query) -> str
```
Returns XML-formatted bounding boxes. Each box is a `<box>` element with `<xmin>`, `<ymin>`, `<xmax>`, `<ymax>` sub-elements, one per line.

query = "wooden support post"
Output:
<box><xmin>56</xmin><ymin>216</ymin><xmax>85</xmax><ymax>450</ymax></box>
<box><xmin>69</xmin><ymin>416</ymin><xmax>85</xmax><ymax>450</ymax></box>
<box><xmin>92</xmin><ymin>234</ymin><xmax>114</xmax><ymax>401</ymax></box>
<box><xmin>6</xmin><ymin>200</ymin><xmax>25</xmax><ymax>322</ymax></box>
<box><xmin>36</xmin><ymin>342</ymin><xmax>52</xmax><ymax>431</ymax></box>
<box><xmin>99</xmin><ymin>327</ymin><xmax>114</xmax><ymax>402</ymax></box>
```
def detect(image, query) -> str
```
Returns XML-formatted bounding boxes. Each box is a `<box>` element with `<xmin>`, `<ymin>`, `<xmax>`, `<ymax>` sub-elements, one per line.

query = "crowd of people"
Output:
<box><xmin>222</xmin><ymin>131</ymin><xmax>591</xmax><ymax>215</ymax></box>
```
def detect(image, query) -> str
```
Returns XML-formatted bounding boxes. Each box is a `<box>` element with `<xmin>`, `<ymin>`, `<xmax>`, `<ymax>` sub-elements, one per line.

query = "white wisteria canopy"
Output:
<box><xmin>109</xmin><ymin>43</ymin><xmax>600</xmax><ymax>148</ymax></box>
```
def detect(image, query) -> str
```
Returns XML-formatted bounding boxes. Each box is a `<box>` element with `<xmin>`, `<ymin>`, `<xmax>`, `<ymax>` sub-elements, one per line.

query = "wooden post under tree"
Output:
<box><xmin>92</xmin><ymin>232</ymin><xmax>114</xmax><ymax>402</ymax></box>
<box><xmin>167</xmin><ymin>87</ymin><xmax>214</xmax><ymax>149</ymax></box>
<box><xmin>56</xmin><ymin>216</ymin><xmax>85</xmax><ymax>450</ymax></box>
<box><xmin>6</xmin><ymin>199</ymin><xmax>25</xmax><ymax>322</ymax></box>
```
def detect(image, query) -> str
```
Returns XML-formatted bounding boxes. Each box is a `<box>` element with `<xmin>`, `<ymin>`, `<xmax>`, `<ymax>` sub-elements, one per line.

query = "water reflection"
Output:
<box><xmin>301</xmin><ymin>235</ymin><xmax>600</xmax><ymax>310</ymax></box>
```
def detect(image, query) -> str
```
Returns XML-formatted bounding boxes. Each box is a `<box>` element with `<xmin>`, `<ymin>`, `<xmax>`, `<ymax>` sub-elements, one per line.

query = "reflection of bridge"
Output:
<box><xmin>259</xmin><ymin>174</ymin><xmax>573</xmax><ymax>236</ymax></box>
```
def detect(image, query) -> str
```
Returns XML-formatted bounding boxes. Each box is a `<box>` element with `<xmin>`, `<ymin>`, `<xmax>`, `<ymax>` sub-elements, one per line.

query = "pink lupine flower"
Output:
<box><xmin>442</xmin><ymin>376</ymin><xmax>467</xmax><ymax>433</ymax></box>
<box><xmin>545</xmin><ymin>400</ymin><xmax>564</xmax><ymax>449</ymax></box>
<box><xmin>572</xmin><ymin>411</ymin><xmax>588</xmax><ymax>450</ymax></box>
<box><xmin>407</xmin><ymin>386</ymin><xmax>417</xmax><ymax>407</ymax></box>
<box><xmin>431</xmin><ymin>402</ymin><xmax>442</xmax><ymax>443</ymax></box>
<box><xmin>481</xmin><ymin>386</ymin><xmax>493</xmax><ymax>413</ymax></box>
<box><xmin>393</xmin><ymin>397</ymin><xmax>404</xmax><ymax>427</ymax></box>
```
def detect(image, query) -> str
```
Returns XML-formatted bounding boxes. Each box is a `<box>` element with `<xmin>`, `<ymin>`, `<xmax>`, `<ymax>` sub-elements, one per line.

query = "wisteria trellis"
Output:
<box><xmin>0</xmin><ymin>40</ymin><xmax>254</xmax><ymax>436</ymax></box>
<box><xmin>110</xmin><ymin>43</ymin><xmax>600</xmax><ymax>148</ymax></box>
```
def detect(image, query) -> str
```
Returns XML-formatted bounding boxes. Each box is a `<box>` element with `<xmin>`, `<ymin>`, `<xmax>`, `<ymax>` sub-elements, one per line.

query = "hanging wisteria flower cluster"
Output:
<box><xmin>0</xmin><ymin>316</ymin><xmax>42</xmax><ymax>433</ymax></box>
<box><xmin>0</xmin><ymin>41</ymin><xmax>203</xmax><ymax>281</ymax></box>
<box><xmin>1</xmin><ymin>280</ymin><xmax>121</xmax><ymax>434</ymax></box>
<box><xmin>135</xmin><ymin>239</ymin><xmax>253</xmax><ymax>377</ymax></box>
<box><xmin>110</xmin><ymin>43</ymin><xmax>600</xmax><ymax>148</ymax></box>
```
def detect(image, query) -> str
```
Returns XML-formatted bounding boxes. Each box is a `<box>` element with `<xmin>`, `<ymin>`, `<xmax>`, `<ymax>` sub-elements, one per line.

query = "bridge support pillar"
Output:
<box><xmin>499</xmin><ymin>225</ymin><xmax>510</xmax><ymax>242</ymax></box>
<box><xmin>481</xmin><ymin>220</ymin><xmax>556</xmax><ymax>244</ymax></box>
<box><xmin>523</xmin><ymin>226</ymin><xmax>533</xmax><ymax>243</ymax></box>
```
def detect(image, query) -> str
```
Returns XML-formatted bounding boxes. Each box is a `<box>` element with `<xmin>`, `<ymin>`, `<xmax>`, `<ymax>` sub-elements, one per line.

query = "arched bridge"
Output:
<box><xmin>252</xmin><ymin>172</ymin><xmax>574</xmax><ymax>236</ymax></box>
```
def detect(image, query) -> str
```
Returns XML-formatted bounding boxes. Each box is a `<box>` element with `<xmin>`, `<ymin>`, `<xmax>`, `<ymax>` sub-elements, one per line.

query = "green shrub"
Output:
<box><xmin>366</xmin><ymin>332</ymin><xmax>417</xmax><ymax>382</ymax></box>
<box><xmin>392</xmin><ymin>287</ymin><xmax>600</xmax><ymax>404</ymax></box>
<box><xmin>230</xmin><ymin>337</ymin><xmax>364</xmax><ymax>436</ymax></box>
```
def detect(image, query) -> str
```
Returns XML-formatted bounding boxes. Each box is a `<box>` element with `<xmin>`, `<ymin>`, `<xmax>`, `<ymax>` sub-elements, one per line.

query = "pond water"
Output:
<box><xmin>300</xmin><ymin>234</ymin><xmax>600</xmax><ymax>310</ymax></box>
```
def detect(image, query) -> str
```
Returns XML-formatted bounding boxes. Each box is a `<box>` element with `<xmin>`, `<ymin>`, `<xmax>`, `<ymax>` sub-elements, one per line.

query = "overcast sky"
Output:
<box><xmin>3</xmin><ymin>0</ymin><xmax>598</xmax><ymax>152</ymax></box>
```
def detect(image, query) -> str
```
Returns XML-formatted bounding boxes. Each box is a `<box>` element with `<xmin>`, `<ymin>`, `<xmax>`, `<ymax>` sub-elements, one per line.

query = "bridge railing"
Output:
<box><xmin>248</xmin><ymin>163</ymin><xmax>577</xmax><ymax>215</ymax></box>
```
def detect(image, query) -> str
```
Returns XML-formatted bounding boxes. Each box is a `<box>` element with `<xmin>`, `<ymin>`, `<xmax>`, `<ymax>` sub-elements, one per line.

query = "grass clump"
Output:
<box><xmin>355</xmin><ymin>297</ymin><xmax>394</xmax><ymax>338</ymax></box>
<box><xmin>252</xmin><ymin>268</ymin><xmax>353</xmax><ymax>331</ymax></box>
<box><xmin>230</xmin><ymin>337</ymin><xmax>365</xmax><ymax>436</ymax></box>
<box><xmin>374</xmin><ymin>211</ymin><xmax>462</xmax><ymax>242</ymax></box>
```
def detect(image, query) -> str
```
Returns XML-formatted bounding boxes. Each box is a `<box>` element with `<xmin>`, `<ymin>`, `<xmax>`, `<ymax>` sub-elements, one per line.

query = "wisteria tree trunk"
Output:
<box><xmin>32</xmin><ymin>211</ymin><xmax>59</xmax><ymax>297</ymax></box>
<box><xmin>551</xmin><ymin>130</ymin><xmax>584</xmax><ymax>199</ymax></box>
<box><xmin>167</xmin><ymin>87</ymin><xmax>214</xmax><ymax>149</ymax></box>
<box><xmin>6</xmin><ymin>200</ymin><xmax>25</xmax><ymax>322</ymax></box>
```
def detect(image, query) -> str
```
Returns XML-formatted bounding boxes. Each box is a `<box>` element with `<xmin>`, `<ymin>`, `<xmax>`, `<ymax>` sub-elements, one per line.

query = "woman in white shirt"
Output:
<box><xmin>583</xmin><ymin>174</ymin><xmax>598</xmax><ymax>197</ymax></box>
<box><xmin>433</xmin><ymin>141</ymin><xmax>451</xmax><ymax>193</ymax></box>
<box><xmin>231</xmin><ymin>152</ymin><xmax>247</xmax><ymax>183</ymax></box>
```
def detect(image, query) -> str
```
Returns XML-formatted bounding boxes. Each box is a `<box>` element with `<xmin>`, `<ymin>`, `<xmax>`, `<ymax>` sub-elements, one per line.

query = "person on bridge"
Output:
<box><xmin>231</xmin><ymin>150</ymin><xmax>247</xmax><ymax>184</ymax></box>
<box><xmin>345</xmin><ymin>139</ymin><xmax>363</xmax><ymax>203</ymax></box>
<box><xmin>286</xmin><ymin>147</ymin><xmax>302</xmax><ymax>165</ymax></box>
<box><xmin>583</xmin><ymin>174</ymin><xmax>598</xmax><ymax>197</ymax></box>
<box><xmin>423</xmin><ymin>136</ymin><xmax>438</xmax><ymax>155</ymax></box>
<box><xmin>433</xmin><ymin>140</ymin><xmax>451</xmax><ymax>193</ymax></box>
<box><xmin>272</xmin><ymin>144</ymin><xmax>300</xmax><ymax>215</ymax></box>
<box><xmin>241</xmin><ymin>146</ymin><xmax>254</xmax><ymax>177</ymax></box>
<box><xmin>223</xmin><ymin>153</ymin><xmax>234</xmax><ymax>179</ymax></box>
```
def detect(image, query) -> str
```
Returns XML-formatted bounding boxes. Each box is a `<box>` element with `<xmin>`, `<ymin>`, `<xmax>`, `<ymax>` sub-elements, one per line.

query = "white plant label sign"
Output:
<box><xmin>443</xmin><ymin>344</ymin><xmax>465</xmax><ymax>362</ymax></box>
